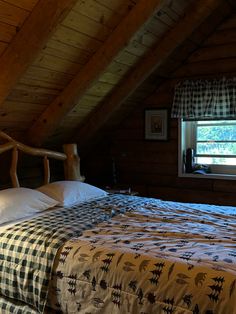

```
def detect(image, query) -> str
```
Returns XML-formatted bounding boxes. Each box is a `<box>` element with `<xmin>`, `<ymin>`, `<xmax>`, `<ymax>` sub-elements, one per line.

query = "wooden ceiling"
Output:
<box><xmin>0</xmin><ymin>0</ymin><xmax>234</xmax><ymax>149</ymax></box>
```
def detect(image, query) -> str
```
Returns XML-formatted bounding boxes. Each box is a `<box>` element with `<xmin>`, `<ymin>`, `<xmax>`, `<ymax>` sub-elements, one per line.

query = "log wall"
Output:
<box><xmin>84</xmin><ymin>13</ymin><xmax>236</xmax><ymax>206</ymax></box>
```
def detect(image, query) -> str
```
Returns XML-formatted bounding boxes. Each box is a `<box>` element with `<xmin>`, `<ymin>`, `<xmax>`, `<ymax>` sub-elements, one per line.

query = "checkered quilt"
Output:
<box><xmin>0</xmin><ymin>194</ymin><xmax>131</xmax><ymax>313</ymax></box>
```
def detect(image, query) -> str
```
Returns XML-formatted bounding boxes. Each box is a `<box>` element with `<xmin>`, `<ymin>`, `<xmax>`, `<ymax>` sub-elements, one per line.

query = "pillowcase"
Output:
<box><xmin>37</xmin><ymin>181</ymin><xmax>107</xmax><ymax>207</ymax></box>
<box><xmin>0</xmin><ymin>187</ymin><xmax>59</xmax><ymax>225</ymax></box>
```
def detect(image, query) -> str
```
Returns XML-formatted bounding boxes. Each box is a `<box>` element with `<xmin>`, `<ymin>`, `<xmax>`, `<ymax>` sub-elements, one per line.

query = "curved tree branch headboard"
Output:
<box><xmin>0</xmin><ymin>131</ymin><xmax>85</xmax><ymax>187</ymax></box>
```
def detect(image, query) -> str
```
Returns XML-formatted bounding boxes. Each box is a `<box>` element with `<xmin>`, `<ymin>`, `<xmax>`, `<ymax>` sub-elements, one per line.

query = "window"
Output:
<box><xmin>180</xmin><ymin>119</ymin><xmax>236</xmax><ymax>176</ymax></box>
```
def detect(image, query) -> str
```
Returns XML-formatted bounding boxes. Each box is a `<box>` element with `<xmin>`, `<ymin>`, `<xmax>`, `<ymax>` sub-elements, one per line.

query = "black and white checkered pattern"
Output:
<box><xmin>171</xmin><ymin>78</ymin><xmax>236</xmax><ymax>119</ymax></box>
<box><xmin>0</xmin><ymin>194</ymin><xmax>140</xmax><ymax>313</ymax></box>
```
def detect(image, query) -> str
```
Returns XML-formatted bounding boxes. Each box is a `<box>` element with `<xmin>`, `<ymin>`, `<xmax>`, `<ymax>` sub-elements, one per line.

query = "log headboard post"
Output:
<box><xmin>63</xmin><ymin>144</ymin><xmax>85</xmax><ymax>182</ymax></box>
<box><xmin>0</xmin><ymin>131</ymin><xmax>84</xmax><ymax>187</ymax></box>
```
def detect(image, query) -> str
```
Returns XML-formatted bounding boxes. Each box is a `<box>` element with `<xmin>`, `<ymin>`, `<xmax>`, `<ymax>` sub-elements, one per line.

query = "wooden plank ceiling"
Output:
<box><xmin>0</xmin><ymin>0</ymin><xmax>234</xmax><ymax>148</ymax></box>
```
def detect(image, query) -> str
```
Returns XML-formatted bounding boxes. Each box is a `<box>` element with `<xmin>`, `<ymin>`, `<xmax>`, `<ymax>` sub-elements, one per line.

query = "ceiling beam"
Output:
<box><xmin>29</xmin><ymin>0</ymin><xmax>168</xmax><ymax>145</ymax></box>
<box><xmin>0</xmin><ymin>0</ymin><xmax>76</xmax><ymax>107</ymax></box>
<box><xmin>73</xmin><ymin>0</ymin><xmax>225</xmax><ymax>146</ymax></box>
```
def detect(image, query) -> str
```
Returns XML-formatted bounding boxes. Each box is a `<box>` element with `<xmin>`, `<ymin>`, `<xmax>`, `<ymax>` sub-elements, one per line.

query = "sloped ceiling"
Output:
<box><xmin>0</xmin><ymin>0</ymin><xmax>234</xmax><ymax>149</ymax></box>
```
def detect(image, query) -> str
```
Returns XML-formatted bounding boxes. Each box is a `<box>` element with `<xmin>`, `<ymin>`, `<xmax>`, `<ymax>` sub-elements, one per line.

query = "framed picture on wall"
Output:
<box><xmin>145</xmin><ymin>109</ymin><xmax>169</xmax><ymax>140</ymax></box>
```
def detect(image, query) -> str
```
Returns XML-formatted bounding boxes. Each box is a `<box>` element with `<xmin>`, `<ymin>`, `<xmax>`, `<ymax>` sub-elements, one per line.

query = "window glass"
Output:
<box><xmin>180</xmin><ymin>119</ymin><xmax>236</xmax><ymax>175</ymax></box>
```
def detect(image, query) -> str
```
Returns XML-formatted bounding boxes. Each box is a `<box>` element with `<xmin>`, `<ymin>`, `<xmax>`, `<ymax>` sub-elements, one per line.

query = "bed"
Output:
<box><xmin>0</xmin><ymin>132</ymin><xmax>236</xmax><ymax>314</ymax></box>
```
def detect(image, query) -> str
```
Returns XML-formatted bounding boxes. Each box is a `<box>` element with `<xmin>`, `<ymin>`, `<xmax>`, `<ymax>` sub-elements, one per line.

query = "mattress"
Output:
<box><xmin>1</xmin><ymin>194</ymin><xmax>236</xmax><ymax>313</ymax></box>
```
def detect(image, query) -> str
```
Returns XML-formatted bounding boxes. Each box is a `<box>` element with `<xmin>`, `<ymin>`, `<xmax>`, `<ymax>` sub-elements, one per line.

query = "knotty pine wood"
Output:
<box><xmin>4</xmin><ymin>0</ymin><xmax>38</xmax><ymax>11</ymax></box>
<box><xmin>29</xmin><ymin>0</ymin><xmax>168</xmax><ymax>146</ymax></box>
<box><xmin>72</xmin><ymin>0</ymin><xmax>124</xmax><ymax>30</ymax></box>
<box><xmin>174</xmin><ymin>58</ymin><xmax>236</xmax><ymax>78</ymax></box>
<box><xmin>82</xmin><ymin>11</ymin><xmax>236</xmax><ymax>205</ymax></box>
<box><xmin>62</xmin><ymin>10</ymin><xmax>112</xmax><ymax>42</ymax></box>
<box><xmin>74</xmin><ymin>0</ymin><xmax>223</xmax><ymax>147</ymax></box>
<box><xmin>8</xmin><ymin>4</ymin><xmax>173</xmax><ymax>139</ymax></box>
<box><xmin>0</xmin><ymin>42</ymin><xmax>7</xmax><ymax>56</ymax></box>
<box><xmin>218</xmin><ymin>13</ymin><xmax>236</xmax><ymax>29</ymax></box>
<box><xmin>95</xmin><ymin>0</ymin><xmax>137</xmax><ymax>16</ymax></box>
<box><xmin>0</xmin><ymin>21</ymin><xmax>17</xmax><ymax>42</ymax></box>
<box><xmin>0</xmin><ymin>1</ymin><xmax>29</xmax><ymax>27</ymax></box>
<box><xmin>188</xmin><ymin>43</ymin><xmax>236</xmax><ymax>63</ymax></box>
<box><xmin>203</xmin><ymin>28</ymin><xmax>236</xmax><ymax>46</ymax></box>
<box><xmin>0</xmin><ymin>0</ymin><xmax>77</xmax><ymax>110</ymax></box>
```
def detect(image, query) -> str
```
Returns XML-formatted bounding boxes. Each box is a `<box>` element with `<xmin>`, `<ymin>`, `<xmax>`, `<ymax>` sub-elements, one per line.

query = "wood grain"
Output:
<box><xmin>29</xmin><ymin>0</ymin><xmax>168</xmax><ymax>145</ymax></box>
<box><xmin>0</xmin><ymin>0</ymin><xmax>77</xmax><ymax>107</ymax></box>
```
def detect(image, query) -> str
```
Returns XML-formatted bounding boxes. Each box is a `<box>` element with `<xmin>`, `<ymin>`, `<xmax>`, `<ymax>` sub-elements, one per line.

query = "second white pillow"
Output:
<box><xmin>37</xmin><ymin>181</ymin><xmax>107</xmax><ymax>207</ymax></box>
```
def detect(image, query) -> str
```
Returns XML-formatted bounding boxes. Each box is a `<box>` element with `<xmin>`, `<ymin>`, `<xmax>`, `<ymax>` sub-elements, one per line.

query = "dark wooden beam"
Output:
<box><xmin>29</xmin><ymin>0</ymin><xmax>168</xmax><ymax>145</ymax></box>
<box><xmin>74</xmin><ymin>0</ymin><xmax>225</xmax><ymax>146</ymax></box>
<box><xmin>0</xmin><ymin>0</ymin><xmax>76</xmax><ymax>107</ymax></box>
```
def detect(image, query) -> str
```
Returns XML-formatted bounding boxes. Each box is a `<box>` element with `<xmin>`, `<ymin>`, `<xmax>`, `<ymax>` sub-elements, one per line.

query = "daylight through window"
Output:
<box><xmin>180</xmin><ymin>119</ymin><xmax>236</xmax><ymax>176</ymax></box>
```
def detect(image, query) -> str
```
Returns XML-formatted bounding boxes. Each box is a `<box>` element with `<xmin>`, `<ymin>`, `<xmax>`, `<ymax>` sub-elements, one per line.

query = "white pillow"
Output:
<box><xmin>0</xmin><ymin>187</ymin><xmax>59</xmax><ymax>225</ymax></box>
<box><xmin>37</xmin><ymin>181</ymin><xmax>107</xmax><ymax>207</ymax></box>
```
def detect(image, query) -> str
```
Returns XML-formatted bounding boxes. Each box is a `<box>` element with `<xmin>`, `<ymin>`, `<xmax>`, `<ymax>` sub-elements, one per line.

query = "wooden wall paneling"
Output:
<box><xmin>125</xmin><ymin>39</ymin><xmax>150</xmax><ymax>57</ymax></box>
<box><xmin>33</xmin><ymin>53</ymin><xmax>83</xmax><ymax>75</ymax></box>
<box><xmin>95</xmin><ymin>0</ymin><xmax>137</xmax><ymax>16</ymax></box>
<box><xmin>120</xmin><ymin>172</ymin><xmax>175</xmax><ymax>187</ymax></box>
<box><xmin>114</xmin><ymin>50</ymin><xmax>140</xmax><ymax>66</ymax></box>
<box><xmin>218</xmin><ymin>13</ymin><xmax>236</xmax><ymax>29</ymax></box>
<box><xmin>145</xmin><ymin>16</ymin><xmax>170</xmax><ymax>37</ymax></box>
<box><xmin>188</xmin><ymin>43</ymin><xmax>236</xmax><ymax>63</ymax></box>
<box><xmin>86</xmin><ymin>81</ymin><xmax>115</xmax><ymax>97</ymax></box>
<box><xmin>7</xmin><ymin>88</ymin><xmax>55</xmax><ymax>105</ymax></box>
<box><xmin>0</xmin><ymin>0</ymin><xmax>77</xmax><ymax>107</ymax></box>
<box><xmin>19</xmin><ymin>76</ymin><xmax>64</xmax><ymax>91</ymax></box>
<box><xmin>0</xmin><ymin>21</ymin><xmax>17</xmax><ymax>42</ymax></box>
<box><xmin>188</xmin><ymin>1</ymin><xmax>231</xmax><ymax>45</ymax></box>
<box><xmin>13</xmin><ymin>83</ymin><xmax>61</xmax><ymax>97</ymax></box>
<box><xmin>23</xmin><ymin>66</ymin><xmax>73</xmax><ymax>88</ymax></box>
<box><xmin>72</xmin><ymin>0</ymin><xmax>123</xmax><ymax>29</ymax></box>
<box><xmin>98</xmin><ymin>72</ymin><xmax>123</xmax><ymax>85</ymax></box>
<box><xmin>112</xmin><ymin>146</ymin><xmax>177</xmax><ymax>164</ymax></box>
<box><xmin>132</xmin><ymin>30</ymin><xmax>160</xmax><ymax>47</ymax></box>
<box><xmin>155</xmin><ymin>5</ymin><xmax>180</xmax><ymax>24</ymax></box>
<box><xmin>50</xmin><ymin>26</ymin><xmax>102</xmax><ymax>54</ymax></box>
<box><xmin>3</xmin><ymin>100</ymin><xmax>45</xmax><ymax>112</ymax></box>
<box><xmin>81</xmin><ymin>5</ymin><xmax>236</xmax><ymax>205</ymax></box>
<box><xmin>74</xmin><ymin>0</ymin><xmax>223</xmax><ymax>147</ymax></box>
<box><xmin>106</xmin><ymin>61</ymin><xmax>131</xmax><ymax>77</ymax></box>
<box><xmin>168</xmin><ymin>39</ymin><xmax>198</xmax><ymax>62</ymax></box>
<box><xmin>4</xmin><ymin>0</ymin><xmax>38</xmax><ymax>11</ymax></box>
<box><xmin>175</xmin><ymin>177</ymin><xmax>213</xmax><ymax>190</ymax></box>
<box><xmin>62</xmin><ymin>9</ymin><xmax>112</xmax><ymax>42</ymax></box>
<box><xmin>0</xmin><ymin>110</ymin><xmax>38</xmax><ymax>122</ymax></box>
<box><xmin>213</xmin><ymin>180</ymin><xmax>236</xmax><ymax>193</ymax></box>
<box><xmin>147</xmin><ymin>186</ymin><xmax>236</xmax><ymax>206</ymax></box>
<box><xmin>112</xmin><ymin>139</ymin><xmax>178</xmax><ymax>154</ymax></box>
<box><xmin>117</xmin><ymin>160</ymin><xmax>178</xmax><ymax>176</ymax></box>
<box><xmin>0</xmin><ymin>1</ymin><xmax>29</xmax><ymax>27</ymax></box>
<box><xmin>0</xmin><ymin>42</ymin><xmax>7</xmax><ymax>56</ymax></box>
<box><xmin>45</xmin><ymin>39</ymin><xmax>91</xmax><ymax>64</ymax></box>
<box><xmin>74</xmin><ymin>94</ymin><xmax>103</xmax><ymax>109</ymax></box>
<box><xmin>169</xmin><ymin>0</ymin><xmax>194</xmax><ymax>16</ymax></box>
<box><xmin>30</xmin><ymin>0</ymin><xmax>167</xmax><ymax>145</ymax></box>
<box><xmin>0</xmin><ymin>120</ymin><xmax>34</xmax><ymax>130</ymax></box>
<box><xmin>203</xmin><ymin>28</ymin><xmax>236</xmax><ymax>46</ymax></box>
<box><xmin>174</xmin><ymin>58</ymin><xmax>236</xmax><ymax>78</ymax></box>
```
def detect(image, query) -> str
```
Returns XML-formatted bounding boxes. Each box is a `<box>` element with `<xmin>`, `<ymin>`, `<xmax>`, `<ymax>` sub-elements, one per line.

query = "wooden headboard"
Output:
<box><xmin>0</xmin><ymin>131</ymin><xmax>85</xmax><ymax>188</ymax></box>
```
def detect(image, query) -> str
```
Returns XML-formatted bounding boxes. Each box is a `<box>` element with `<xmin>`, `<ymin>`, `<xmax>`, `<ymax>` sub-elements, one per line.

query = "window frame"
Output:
<box><xmin>178</xmin><ymin>119</ymin><xmax>236</xmax><ymax>179</ymax></box>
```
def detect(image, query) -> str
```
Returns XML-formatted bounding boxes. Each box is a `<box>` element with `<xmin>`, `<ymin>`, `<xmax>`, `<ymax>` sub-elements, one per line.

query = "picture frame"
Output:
<box><xmin>144</xmin><ymin>109</ymin><xmax>169</xmax><ymax>140</ymax></box>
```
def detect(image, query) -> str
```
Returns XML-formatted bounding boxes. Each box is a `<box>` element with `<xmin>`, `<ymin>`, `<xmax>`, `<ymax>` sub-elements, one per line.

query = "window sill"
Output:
<box><xmin>179</xmin><ymin>172</ymin><xmax>236</xmax><ymax>180</ymax></box>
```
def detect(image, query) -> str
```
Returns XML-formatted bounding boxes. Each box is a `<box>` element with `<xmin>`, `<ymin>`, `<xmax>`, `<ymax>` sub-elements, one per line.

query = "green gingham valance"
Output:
<box><xmin>171</xmin><ymin>78</ymin><xmax>236</xmax><ymax>119</ymax></box>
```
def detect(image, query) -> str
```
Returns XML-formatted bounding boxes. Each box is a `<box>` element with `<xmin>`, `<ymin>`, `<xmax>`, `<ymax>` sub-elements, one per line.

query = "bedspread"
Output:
<box><xmin>0</xmin><ymin>195</ymin><xmax>123</xmax><ymax>314</ymax></box>
<box><xmin>49</xmin><ymin>196</ymin><xmax>236</xmax><ymax>314</ymax></box>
